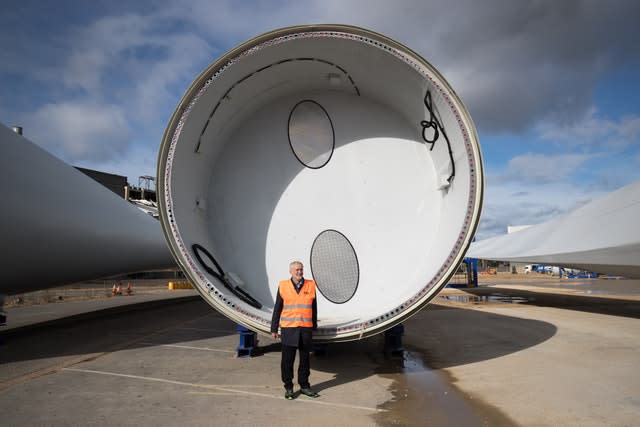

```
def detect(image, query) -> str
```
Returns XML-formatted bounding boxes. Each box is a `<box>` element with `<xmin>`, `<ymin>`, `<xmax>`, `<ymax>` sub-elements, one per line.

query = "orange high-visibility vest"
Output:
<box><xmin>278</xmin><ymin>279</ymin><xmax>316</xmax><ymax>328</ymax></box>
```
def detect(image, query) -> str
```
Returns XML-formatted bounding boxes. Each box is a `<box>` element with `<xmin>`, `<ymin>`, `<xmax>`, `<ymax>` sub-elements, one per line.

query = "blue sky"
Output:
<box><xmin>1</xmin><ymin>0</ymin><xmax>639</xmax><ymax>239</ymax></box>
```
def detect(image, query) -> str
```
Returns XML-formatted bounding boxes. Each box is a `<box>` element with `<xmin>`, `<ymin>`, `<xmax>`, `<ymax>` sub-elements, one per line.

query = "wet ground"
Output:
<box><xmin>377</xmin><ymin>274</ymin><xmax>640</xmax><ymax>425</ymax></box>
<box><xmin>373</xmin><ymin>351</ymin><xmax>513</xmax><ymax>426</ymax></box>
<box><xmin>481</xmin><ymin>275</ymin><xmax>640</xmax><ymax>297</ymax></box>
<box><xmin>1</xmin><ymin>274</ymin><xmax>639</xmax><ymax>426</ymax></box>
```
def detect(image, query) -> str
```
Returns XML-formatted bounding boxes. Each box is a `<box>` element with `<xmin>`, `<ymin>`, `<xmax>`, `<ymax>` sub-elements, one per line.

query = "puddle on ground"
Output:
<box><xmin>373</xmin><ymin>350</ymin><xmax>514</xmax><ymax>426</ymax></box>
<box><xmin>440</xmin><ymin>294</ymin><xmax>533</xmax><ymax>304</ymax></box>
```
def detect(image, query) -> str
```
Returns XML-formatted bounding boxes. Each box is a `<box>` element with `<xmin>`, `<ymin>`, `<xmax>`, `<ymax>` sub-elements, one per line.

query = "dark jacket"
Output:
<box><xmin>271</xmin><ymin>278</ymin><xmax>317</xmax><ymax>347</ymax></box>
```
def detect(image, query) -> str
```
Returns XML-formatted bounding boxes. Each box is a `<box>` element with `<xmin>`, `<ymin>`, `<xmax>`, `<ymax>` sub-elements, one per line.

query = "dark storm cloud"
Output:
<box><xmin>358</xmin><ymin>0</ymin><xmax>640</xmax><ymax>133</ymax></box>
<box><xmin>189</xmin><ymin>0</ymin><xmax>640</xmax><ymax>134</ymax></box>
<box><xmin>1</xmin><ymin>0</ymin><xmax>638</xmax><ymax>188</ymax></box>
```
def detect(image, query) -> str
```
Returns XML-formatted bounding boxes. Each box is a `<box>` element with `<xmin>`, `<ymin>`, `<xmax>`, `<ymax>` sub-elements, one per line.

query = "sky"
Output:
<box><xmin>1</xmin><ymin>0</ymin><xmax>639</xmax><ymax>240</ymax></box>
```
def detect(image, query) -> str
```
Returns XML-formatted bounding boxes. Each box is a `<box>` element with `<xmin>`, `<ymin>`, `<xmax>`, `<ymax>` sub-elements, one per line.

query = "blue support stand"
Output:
<box><xmin>236</xmin><ymin>324</ymin><xmax>257</xmax><ymax>358</ymax></box>
<box><xmin>469</xmin><ymin>257</ymin><xmax>478</xmax><ymax>287</ymax></box>
<box><xmin>384</xmin><ymin>323</ymin><xmax>404</xmax><ymax>357</ymax></box>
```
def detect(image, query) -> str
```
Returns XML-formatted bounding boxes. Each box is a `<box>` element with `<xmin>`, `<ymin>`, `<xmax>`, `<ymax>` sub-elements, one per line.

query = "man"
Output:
<box><xmin>271</xmin><ymin>261</ymin><xmax>319</xmax><ymax>400</ymax></box>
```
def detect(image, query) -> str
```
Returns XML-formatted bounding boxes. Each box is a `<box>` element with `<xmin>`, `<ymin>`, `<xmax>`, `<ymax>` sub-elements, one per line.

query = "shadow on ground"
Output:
<box><xmin>0</xmin><ymin>298</ymin><xmax>233</xmax><ymax>365</ymax></box>
<box><xmin>404</xmin><ymin>304</ymin><xmax>556</xmax><ymax>369</ymax></box>
<box><xmin>1</xmin><ymin>295</ymin><xmax>559</xmax><ymax>372</ymax></box>
<box><xmin>305</xmin><ymin>303</ymin><xmax>557</xmax><ymax>391</ymax></box>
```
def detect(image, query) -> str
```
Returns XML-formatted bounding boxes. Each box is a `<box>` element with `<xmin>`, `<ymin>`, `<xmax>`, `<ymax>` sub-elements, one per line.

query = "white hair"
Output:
<box><xmin>289</xmin><ymin>260</ymin><xmax>303</xmax><ymax>269</ymax></box>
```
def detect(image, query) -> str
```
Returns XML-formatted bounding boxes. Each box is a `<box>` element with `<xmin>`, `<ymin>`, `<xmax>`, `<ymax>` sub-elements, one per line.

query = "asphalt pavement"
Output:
<box><xmin>1</xmin><ymin>276</ymin><xmax>639</xmax><ymax>426</ymax></box>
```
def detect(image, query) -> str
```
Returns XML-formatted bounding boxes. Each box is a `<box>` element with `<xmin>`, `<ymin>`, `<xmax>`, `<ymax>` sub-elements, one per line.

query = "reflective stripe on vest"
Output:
<box><xmin>283</xmin><ymin>304</ymin><xmax>313</xmax><ymax>310</ymax></box>
<box><xmin>279</xmin><ymin>279</ymin><xmax>315</xmax><ymax>328</ymax></box>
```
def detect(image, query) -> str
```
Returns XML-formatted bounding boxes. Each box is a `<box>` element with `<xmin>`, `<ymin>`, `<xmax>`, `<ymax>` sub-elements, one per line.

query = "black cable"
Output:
<box><xmin>191</xmin><ymin>244</ymin><xmax>262</xmax><ymax>309</ymax></box>
<box><xmin>420</xmin><ymin>90</ymin><xmax>456</xmax><ymax>184</ymax></box>
<box><xmin>195</xmin><ymin>57</ymin><xmax>359</xmax><ymax>153</ymax></box>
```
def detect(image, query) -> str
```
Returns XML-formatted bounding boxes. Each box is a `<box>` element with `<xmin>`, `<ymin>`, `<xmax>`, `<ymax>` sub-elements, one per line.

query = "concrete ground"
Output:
<box><xmin>1</xmin><ymin>275</ymin><xmax>639</xmax><ymax>426</ymax></box>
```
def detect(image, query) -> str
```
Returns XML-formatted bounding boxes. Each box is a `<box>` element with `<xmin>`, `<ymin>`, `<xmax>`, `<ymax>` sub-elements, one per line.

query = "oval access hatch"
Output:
<box><xmin>310</xmin><ymin>229</ymin><xmax>359</xmax><ymax>304</ymax></box>
<box><xmin>288</xmin><ymin>100</ymin><xmax>335</xmax><ymax>169</ymax></box>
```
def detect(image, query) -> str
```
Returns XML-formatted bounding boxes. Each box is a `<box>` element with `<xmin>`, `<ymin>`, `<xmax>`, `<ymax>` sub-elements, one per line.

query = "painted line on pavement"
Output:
<box><xmin>139</xmin><ymin>342</ymin><xmax>236</xmax><ymax>353</ymax></box>
<box><xmin>63</xmin><ymin>367</ymin><xmax>384</xmax><ymax>412</ymax></box>
<box><xmin>175</xmin><ymin>327</ymin><xmax>234</xmax><ymax>333</ymax></box>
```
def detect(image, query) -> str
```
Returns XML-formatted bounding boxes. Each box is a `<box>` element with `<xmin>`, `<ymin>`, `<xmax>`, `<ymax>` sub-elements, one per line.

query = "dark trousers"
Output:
<box><xmin>281</xmin><ymin>340</ymin><xmax>311</xmax><ymax>389</ymax></box>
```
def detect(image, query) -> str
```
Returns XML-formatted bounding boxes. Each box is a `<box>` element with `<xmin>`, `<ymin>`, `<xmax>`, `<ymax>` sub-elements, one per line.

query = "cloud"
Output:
<box><xmin>502</xmin><ymin>152</ymin><xmax>591</xmax><ymax>184</ymax></box>
<box><xmin>4</xmin><ymin>1</ymin><xmax>640</xmax><ymax>139</ymax></box>
<box><xmin>474</xmin><ymin>179</ymin><xmax>601</xmax><ymax>239</ymax></box>
<box><xmin>27</xmin><ymin>101</ymin><xmax>131</xmax><ymax>162</ymax></box>
<box><xmin>59</xmin><ymin>11</ymin><xmax>213</xmax><ymax>121</ymax></box>
<box><xmin>477</xmin><ymin>201</ymin><xmax>567</xmax><ymax>240</ymax></box>
<box><xmin>131</xmin><ymin>32</ymin><xmax>213</xmax><ymax>122</ymax></box>
<box><xmin>477</xmin><ymin>110</ymin><xmax>640</xmax><ymax>241</ymax></box>
<box><xmin>2</xmin><ymin>6</ymin><xmax>215</xmax><ymax>164</ymax></box>
<box><xmin>536</xmin><ymin>108</ymin><xmax>640</xmax><ymax>150</ymax></box>
<box><xmin>1</xmin><ymin>0</ymin><xmax>639</xmax><ymax>237</ymax></box>
<box><xmin>75</xmin><ymin>140</ymin><xmax>159</xmax><ymax>186</ymax></box>
<box><xmin>375</xmin><ymin>0</ymin><xmax>640</xmax><ymax>134</ymax></box>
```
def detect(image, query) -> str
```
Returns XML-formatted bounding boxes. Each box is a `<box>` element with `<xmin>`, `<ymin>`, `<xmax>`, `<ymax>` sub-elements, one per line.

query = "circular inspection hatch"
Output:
<box><xmin>310</xmin><ymin>229</ymin><xmax>359</xmax><ymax>304</ymax></box>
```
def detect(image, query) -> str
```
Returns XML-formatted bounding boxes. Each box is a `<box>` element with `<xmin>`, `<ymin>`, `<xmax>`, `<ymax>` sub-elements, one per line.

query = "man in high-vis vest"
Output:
<box><xmin>271</xmin><ymin>260</ymin><xmax>319</xmax><ymax>400</ymax></box>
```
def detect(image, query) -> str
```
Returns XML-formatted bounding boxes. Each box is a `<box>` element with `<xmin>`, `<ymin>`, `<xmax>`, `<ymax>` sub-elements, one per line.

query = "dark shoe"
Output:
<box><xmin>284</xmin><ymin>388</ymin><xmax>295</xmax><ymax>400</ymax></box>
<box><xmin>300</xmin><ymin>388</ymin><xmax>319</xmax><ymax>398</ymax></box>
